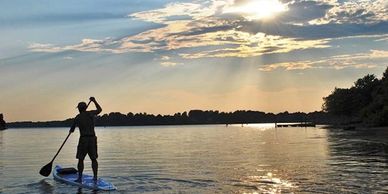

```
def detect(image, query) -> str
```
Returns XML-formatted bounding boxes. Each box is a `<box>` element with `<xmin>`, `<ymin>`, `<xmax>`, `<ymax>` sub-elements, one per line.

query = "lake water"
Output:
<box><xmin>1</xmin><ymin>124</ymin><xmax>387</xmax><ymax>193</ymax></box>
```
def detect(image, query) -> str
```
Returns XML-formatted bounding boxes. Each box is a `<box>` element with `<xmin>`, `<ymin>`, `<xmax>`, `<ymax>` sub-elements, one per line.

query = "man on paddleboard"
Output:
<box><xmin>70</xmin><ymin>97</ymin><xmax>102</xmax><ymax>183</ymax></box>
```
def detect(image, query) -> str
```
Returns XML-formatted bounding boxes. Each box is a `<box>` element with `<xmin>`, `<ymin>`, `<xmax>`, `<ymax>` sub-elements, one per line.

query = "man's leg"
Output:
<box><xmin>91</xmin><ymin>159</ymin><xmax>98</xmax><ymax>181</ymax></box>
<box><xmin>90</xmin><ymin>136</ymin><xmax>98</xmax><ymax>182</ymax></box>
<box><xmin>77</xmin><ymin>159</ymin><xmax>84</xmax><ymax>182</ymax></box>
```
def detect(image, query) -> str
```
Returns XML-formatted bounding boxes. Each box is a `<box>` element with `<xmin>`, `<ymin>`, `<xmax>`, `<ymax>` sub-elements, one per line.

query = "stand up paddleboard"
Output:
<box><xmin>53</xmin><ymin>165</ymin><xmax>116</xmax><ymax>191</ymax></box>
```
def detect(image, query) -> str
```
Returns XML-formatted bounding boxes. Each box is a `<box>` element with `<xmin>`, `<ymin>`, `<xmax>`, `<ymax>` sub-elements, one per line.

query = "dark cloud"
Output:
<box><xmin>170</xmin><ymin>16</ymin><xmax>387</xmax><ymax>41</ymax></box>
<box><xmin>262</xmin><ymin>46</ymin><xmax>283</xmax><ymax>53</ymax></box>
<box><xmin>278</xmin><ymin>1</ymin><xmax>333</xmax><ymax>23</ymax></box>
<box><xmin>327</xmin><ymin>9</ymin><xmax>376</xmax><ymax>24</ymax></box>
<box><xmin>171</xmin><ymin>23</ymin><xmax>234</xmax><ymax>37</ymax></box>
<box><xmin>237</xmin><ymin>20</ymin><xmax>388</xmax><ymax>39</ymax></box>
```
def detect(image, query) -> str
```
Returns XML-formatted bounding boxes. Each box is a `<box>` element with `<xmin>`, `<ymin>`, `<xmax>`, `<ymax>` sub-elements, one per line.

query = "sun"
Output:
<box><xmin>224</xmin><ymin>0</ymin><xmax>288</xmax><ymax>20</ymax></box>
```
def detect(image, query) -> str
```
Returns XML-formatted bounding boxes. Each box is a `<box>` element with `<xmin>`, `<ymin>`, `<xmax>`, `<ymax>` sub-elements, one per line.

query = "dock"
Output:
<box><xmin>275</xmin><ymin>122</ymin><xmax>316</xmax><ymax>128</ymax></box>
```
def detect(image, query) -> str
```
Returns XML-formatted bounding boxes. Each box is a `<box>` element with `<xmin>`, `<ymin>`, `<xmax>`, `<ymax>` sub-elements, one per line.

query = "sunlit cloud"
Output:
<box><xmin>179</xmin><ymin>31</ymin><xmax>330</xmax><ymax>58</ymax></box>
<box><xmin>29</xmin><ymin>28</ymin><xmax>330</xmax><ymax>58</ymax></box>
<box><xmin>161</xmin><ymin>56</ymin><xmax>171</xmax><ymax>60</ymax></box>
<box><xmin>159</xmin><ymin>55</ymin><xmax>180</xmax><ymax>67</ymax></box>
<box><xmin>29</xmin><ymin>38</ymin><xmax>123</xmax><ymax>53</ymax></box>
<box><xmin>29</xmin><ymin>43</ymin><xmax>63</xmax><ymax>53</ymax></box>
<box><xmin>259</xmin><ymin>50</ymin><xmax>388</xmax><ymax>71</ymax></box>
<box><xmin>129</xmin><ymin>2</ymin><xmax>216</xmax><ymax>24</ymax></box>
<box><xmin>309</xmin><ymin>0</ymin><xmax>388</xmax><ymax>24</ymax></box>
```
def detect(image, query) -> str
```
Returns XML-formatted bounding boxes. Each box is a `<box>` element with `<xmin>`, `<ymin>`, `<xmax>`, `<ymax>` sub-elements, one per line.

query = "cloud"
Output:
<box><xmin>178</xmin><ymin>30</ymin><xmax>330</xmax><ymax>58</ymax></box>
<box><xmin>278</xmin><ymin>1</ymin><xmax>334</xmax><ymax>23</ymax></box>
<box><xmin>160</xmin><ymin>61</ymin><xmax>179</xmax><ymax>67</ymax></box>
<box><xmin>237</xmin><ymin>20</ymin><xmax>388</xmax><ymax>39</ymax></box>
<box><xmin>161</xmin><ymin>56</ymin><xmax>171</xmax><ymax>60</ymax></box>
<box><xmin>29</xmin><ymin>39</ymin><xmax>114</xmax><ymax>53</ymax></box>
<box><xmin>28</xmin><ymin>0</ymin><xmax>388</xmax><ymax>60</ymax></box>
<box><xmin>129</xmin><ymin>2</ymin><xmax>215</xmax><ymax>24</ymax></box>
<box><xmin>159</xmin><ymin>55</ymin><xmax>180</xmax><ymax>67</ymax></box>
<box><xmin>309</xmin><ymin>0</ymin><xmax>388</xmax><ymax>24</ymax></box>
<box><xmin>258</xmin><ymin>49</ymin><xmax>388</xmax><ymax>71</ymax></box>
<box><xmin>29</xmin><ymin>43</ymin><xmax>64</xmax><ymax>53</ymax></box>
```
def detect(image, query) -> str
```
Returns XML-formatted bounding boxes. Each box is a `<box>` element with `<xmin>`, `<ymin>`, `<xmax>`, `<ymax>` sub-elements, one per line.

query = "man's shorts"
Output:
<box><xmin>76</xmin><ymin>136</ymin><xmax>98</xmax><ymax>160</ymax></box>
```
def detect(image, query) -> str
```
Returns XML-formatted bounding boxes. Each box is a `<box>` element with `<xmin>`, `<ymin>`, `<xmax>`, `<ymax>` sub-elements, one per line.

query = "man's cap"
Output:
<box><xmin>77</xmin><ymin>102</ymin><xmax>87</xmax><ymax>109</ymax></box>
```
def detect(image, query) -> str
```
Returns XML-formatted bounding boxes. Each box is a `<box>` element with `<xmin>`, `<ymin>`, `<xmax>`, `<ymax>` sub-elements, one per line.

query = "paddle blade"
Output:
<box><xmin>39</xmin><ymin>162</ymin><xmax>53</xmax><ymax>177</ymax></box>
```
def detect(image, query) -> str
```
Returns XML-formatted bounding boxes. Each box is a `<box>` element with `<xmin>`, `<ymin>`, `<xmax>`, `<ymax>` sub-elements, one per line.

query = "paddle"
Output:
<box><xmin>39</xmin><ymin>100</ymin><xmax>91</xmax><ymax>177</ymax></box>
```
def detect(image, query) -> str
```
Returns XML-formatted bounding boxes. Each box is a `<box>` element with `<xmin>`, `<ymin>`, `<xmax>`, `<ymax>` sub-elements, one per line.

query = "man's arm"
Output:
<box><xmin>69</xmin><ymin>118</ymin><xmax>77</xmax><ymax>133</ymax></box>
<box><xmin>90</xmin><ymin>97</ymin><xmax>102</xmax><ymax>115</ymax></box>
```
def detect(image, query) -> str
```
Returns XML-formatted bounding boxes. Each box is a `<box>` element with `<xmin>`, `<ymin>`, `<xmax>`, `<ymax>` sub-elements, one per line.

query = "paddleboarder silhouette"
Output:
<box><xmin>70</xmin><ymin>97</ymin><xmax>102</xmax><ymax>183</ymax></box>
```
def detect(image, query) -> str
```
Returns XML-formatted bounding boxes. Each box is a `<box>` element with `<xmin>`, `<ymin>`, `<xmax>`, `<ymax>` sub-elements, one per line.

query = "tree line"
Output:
<box><xmin>323</xmin><ymin>67</ymin><xmax>388</xmax><ymax>126</ymax></box>
<box><xmin>8</xmin><ymin>110</ymin><xmax>339</xmax><ymax>128</ymax></box>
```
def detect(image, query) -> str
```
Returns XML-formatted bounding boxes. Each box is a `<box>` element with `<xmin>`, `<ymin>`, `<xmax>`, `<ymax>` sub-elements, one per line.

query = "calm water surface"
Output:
<box><xmin>1</xmin><ymin>124</ymin><xmax>387</xmax><ymax>193</ymax></box>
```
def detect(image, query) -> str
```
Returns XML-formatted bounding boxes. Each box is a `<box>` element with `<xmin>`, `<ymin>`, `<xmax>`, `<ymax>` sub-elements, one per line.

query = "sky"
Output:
<box><xmin>0</xmin><ymin>0</ymin><xmax>387</xmax><ymax>121</ymax></box>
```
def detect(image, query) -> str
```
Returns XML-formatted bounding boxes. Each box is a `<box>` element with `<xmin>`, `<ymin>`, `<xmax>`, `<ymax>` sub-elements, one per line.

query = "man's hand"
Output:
<box><xmin>89</xmin><ymin>96</ymin><xmax>102</xmax><ymax>115</ymax></box>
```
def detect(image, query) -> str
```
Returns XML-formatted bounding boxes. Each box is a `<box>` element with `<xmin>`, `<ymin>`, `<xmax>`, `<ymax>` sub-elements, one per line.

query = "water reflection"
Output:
<box><xmin>231</xmin><ymin>172</ymin><xmax>295</xmax><ymax>193</ymax></box>
<box><xmin>327</xmin><ymin>129</ymin><xmax>388</xmax><ymax>157</ymax></box>
<box><xmin>1</xmin><ymin>126</ymin><xmax>388</xmax><ymax>193</ymax></box>
<box><xmin>324</xmin><ymin>128</ymin><xmax>388</xmax><ymax>193</ymax></box>
<box><xmin>243</xmin><ymin>123</ymin><xmax>276</xmax><ymax>131</ymax></box>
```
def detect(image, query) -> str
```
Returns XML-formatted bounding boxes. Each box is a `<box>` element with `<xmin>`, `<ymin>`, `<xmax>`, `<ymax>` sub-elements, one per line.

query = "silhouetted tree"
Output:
<box><xmin>323</xmin><ymin>88</ymin><xmax>355</xmax><ymax>116</ymax></box>
<box><xmin>360</xmin><ymin>68</ymin><xmax>388</xmax><ymax>126</ymax></box>
<box><xmin>323</xmin><ymin>67</ymin><xmax>388</xmax><ymax>126</ymax></box>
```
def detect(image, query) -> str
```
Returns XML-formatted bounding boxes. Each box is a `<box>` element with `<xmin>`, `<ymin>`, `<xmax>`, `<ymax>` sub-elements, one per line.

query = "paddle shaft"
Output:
<box><xmin>50</xmin><ymin>100</ymin><xmax>92</xmax><ymax>163</ymax></box>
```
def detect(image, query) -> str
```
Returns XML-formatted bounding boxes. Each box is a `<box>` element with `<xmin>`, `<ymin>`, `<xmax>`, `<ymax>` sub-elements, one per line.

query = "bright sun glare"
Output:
<box><xmin>225</xmin><ymin>0</ymin><xmax>288</xmax><ymax>20</ymax></box>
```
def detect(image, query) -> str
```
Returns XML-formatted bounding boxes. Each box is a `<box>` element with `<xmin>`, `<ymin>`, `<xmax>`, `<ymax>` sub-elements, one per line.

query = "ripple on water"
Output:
<box><xmin>111</xmin><ymin>172</ymin><xmax>216</xmax><ymax>193</ymax></box>
<box><xmin>230</xmin><ymin>173</ymin><xmax>296</xmax><ymax>193</ymax></box>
